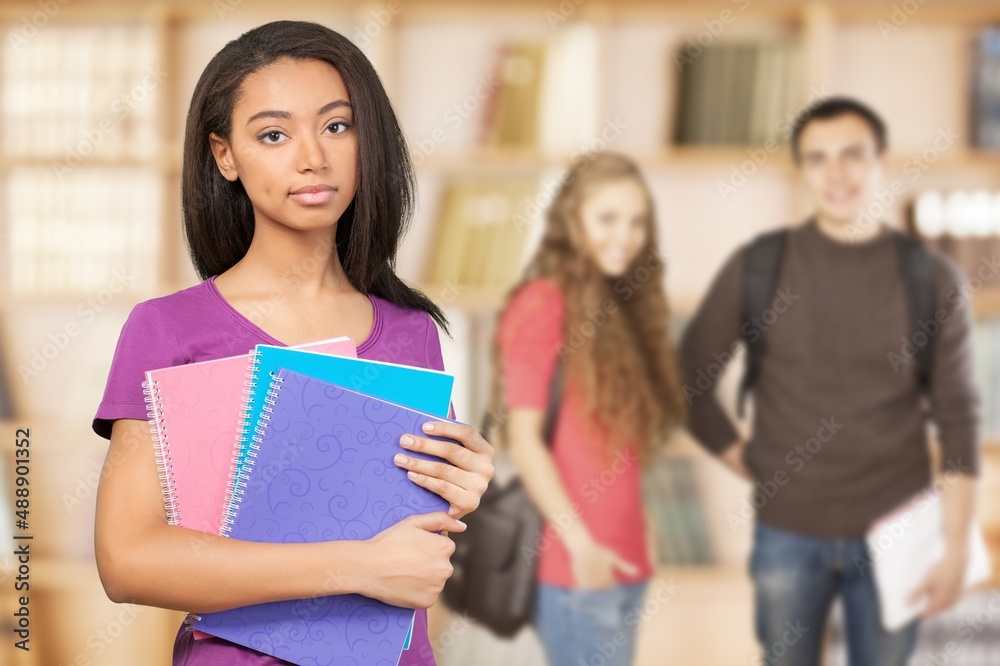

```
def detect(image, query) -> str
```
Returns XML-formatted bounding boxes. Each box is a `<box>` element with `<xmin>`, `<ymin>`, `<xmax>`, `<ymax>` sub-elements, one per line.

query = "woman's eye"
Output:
<box><xmin>326</xmin><ymin>121</ymin><xmax>351</xmax><ymax>134</ymax></box>
<box><xmin>258</xmin><ymin>130</ymin><xmax>287</xmax><ymax>145</ymax></box>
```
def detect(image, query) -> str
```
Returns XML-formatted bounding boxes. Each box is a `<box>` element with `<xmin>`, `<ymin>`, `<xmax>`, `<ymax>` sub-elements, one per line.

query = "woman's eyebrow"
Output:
<box><xmin>245</xmin><ymin>99</ymin><xmax>352</xmax><ymax>125</ymax></box>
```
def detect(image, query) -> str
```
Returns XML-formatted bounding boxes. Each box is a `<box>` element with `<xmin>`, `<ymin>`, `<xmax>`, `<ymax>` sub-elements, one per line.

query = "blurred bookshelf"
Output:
<box><xmin>0</xmin><ymin>1</ymin><xmax>997</xmax><ymax>664</ymax></box>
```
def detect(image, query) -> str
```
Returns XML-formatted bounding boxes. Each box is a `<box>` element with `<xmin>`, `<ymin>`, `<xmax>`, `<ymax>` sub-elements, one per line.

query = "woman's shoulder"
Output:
<box><xmin>499</xmin><ymin>277</ymin><xmax>564</xmax><ymax>343</ymax></box>
<box><xmin>506</xmin><ymin>277</ymin><xmax>564</xmax><ymax>318</ymax></box>
<box><xmin>135</xmin><ymin>278</ymin><xmax>216</xmax><ymax>319</ymax></box>
<box><xmin>365</xmin><ymin>293</ymin><xmax>443</xmax><ymax>369</ymax></box>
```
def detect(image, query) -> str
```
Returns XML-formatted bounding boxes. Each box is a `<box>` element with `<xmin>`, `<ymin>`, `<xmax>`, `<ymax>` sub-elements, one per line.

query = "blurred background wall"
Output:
<box><xmin>0</xmin><ymin>0</ymin><xmax>998</xmax><ymax>664</ymax></box>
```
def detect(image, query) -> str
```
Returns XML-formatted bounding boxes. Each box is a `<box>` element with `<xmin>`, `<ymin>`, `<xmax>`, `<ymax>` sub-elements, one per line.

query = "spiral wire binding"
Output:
<box><xmin>221</xmin><ymin>348</ymin><xmax>263</xmax><ymax>526</ymax></box>
<box><xmin>219</xmin><ymin>368</ymin><xmax>285</xmax><ymax>538</ymax></box>
<box><xmin>143</xmin><ymin>378</ymin><xmax>181</xmax><ymax>526</ymax></box>
<box><xmin>144</xmin><ymin>377</ymin><xmax>198</xmax><ymax>634</ymax></box>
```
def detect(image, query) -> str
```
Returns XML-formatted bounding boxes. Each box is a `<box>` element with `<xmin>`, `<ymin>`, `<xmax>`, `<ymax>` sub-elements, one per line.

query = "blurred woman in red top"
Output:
<box><xmin>494</xmin><ymin>152</ymin><xmax>686</xmax><ymax>666</ymax></box>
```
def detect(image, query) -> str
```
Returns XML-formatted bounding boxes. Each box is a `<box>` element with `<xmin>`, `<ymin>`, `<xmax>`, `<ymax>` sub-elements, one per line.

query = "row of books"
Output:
<box><xmin>424</xmin><ymin>179</ymin><xmax>539</xmax><ymax>291</ymax></box>
<box><xmin>673</xmin><ymin>39</ymin><xmax>803</xmax><ymax>146</ymax></box>
<box><xmin>2</xmin><ymin>24</ymin><xmax>160</xmax><ymax>159</ymax></box>
<box><xmin>973</xmin><ymin>27</ymin><xmax>1000</xmax><ymax>150</ymax></box>
<box><xmin>914</xmin><ymin>190</ymin><xmax>1000</xmax><ymax>239</ymax></box>
<box><xmin>478</xmin><ymin>25</ymin><xmax>600</xmax><ymax>154</ymax></box>
<box><xmin>144</xmin><ymin>336</ymin><xmax>456</xmax><ymax>665</ymax></box>
<box><xmin>5</xmin><ymin>167</ymin><xmax>161</xmax><ymax>295</ymax></box>
<box><xmin>973</xmin><ymin>317</ymin><xmax>1000</xmax><ymax>442</ymax></box>
<box><xmin>643</xmin><ymin>456</ymin><xmax>714</xmax><ymax>565</ymax></box>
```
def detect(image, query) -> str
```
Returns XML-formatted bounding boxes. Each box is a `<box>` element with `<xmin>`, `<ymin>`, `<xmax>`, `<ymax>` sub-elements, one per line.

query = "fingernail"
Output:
<box><xmin>407</xmin><ymin>471</ymin><xmax>418</xmax><ymax>480</ymax></box>
<box><xmin>456</xmin><ymin>519</ymin><xmax>466</xmax><ymax>528</ymax></box>
<box><xmin>394</xmin><ymin>453</ymin><xmax>407</xmax><ymax>465</ymax></box>
<box><xmin>401</xmin><ymin>435</ymin><xmax>414</xmax><ymax>446</ymax></box>
<box><xmin>422</xmin><ymin>422</ymin><xmax>435</xmax><ymax>432</ymax></box>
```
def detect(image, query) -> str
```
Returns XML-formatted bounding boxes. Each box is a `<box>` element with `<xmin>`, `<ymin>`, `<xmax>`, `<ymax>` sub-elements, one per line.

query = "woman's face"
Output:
<box><xmin>209</xmin><ymin>57</ymin><xmax>358</xmax><ymax>231</ymax></box>
<box><xmin>576</xmin><ymin>177</ymin><xmax>650</xmax><ymax>277</ymax></box>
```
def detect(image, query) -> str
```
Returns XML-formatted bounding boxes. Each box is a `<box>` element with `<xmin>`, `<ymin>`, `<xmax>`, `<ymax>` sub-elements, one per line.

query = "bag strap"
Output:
<box><xmin>736</xmin><ymin>228</ymin><xmax>937</xmax><ymax>413</ymax></box>
<box><xmin>481</xmin><ymin>355</ymin><xmax>565</xmax><ymax>449</ymax></box>
<box><xmin>738</xmin><ymin>228</ymin><xmax>789</xmax><ymax>417</ymax></box>
<box><xmin>541</xmin><ymin>357</ymin><xmax>565</xmax><ymax>447</ymax></box>
<box><xmin>894</xmin><ymin>232</ymin><xmax>936</xmax><ymax>394</ymax></box>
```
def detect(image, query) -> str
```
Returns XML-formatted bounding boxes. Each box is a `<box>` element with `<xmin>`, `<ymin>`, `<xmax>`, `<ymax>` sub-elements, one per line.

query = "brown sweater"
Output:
<box><xmin>679</xmin><ymin>220</ymin><xmax>980</xmax><ymax>538</ymax></box>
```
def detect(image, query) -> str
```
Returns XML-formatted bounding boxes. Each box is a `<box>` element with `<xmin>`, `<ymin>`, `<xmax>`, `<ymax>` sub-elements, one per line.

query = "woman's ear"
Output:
<box><xmin>208</xmin><ymin>132</ymin><xmax>239</xmax><ymax>182</ymax></box>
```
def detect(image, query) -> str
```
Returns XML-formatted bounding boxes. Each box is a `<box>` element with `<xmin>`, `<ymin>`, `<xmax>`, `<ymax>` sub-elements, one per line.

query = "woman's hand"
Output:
<box><xmin>566</xmin><ymin>531</ymin><xmax>640</xmax><ymax>590</ymax></box>
<box><xmin>393</xmin><ymin>421</ymin><xmax>495</xmax><ymax>520</ymax></box>
<box><xmin>361</xmin><ymin>512</ymin><xmax>467</xmax><ymax>609</ymax></box>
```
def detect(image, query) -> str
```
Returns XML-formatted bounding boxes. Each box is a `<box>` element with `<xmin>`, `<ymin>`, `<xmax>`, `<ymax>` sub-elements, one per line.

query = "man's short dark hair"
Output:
<box><xmin>790</xmin><ymin>97</ymin><xmax>888</xmax><ymax>163</ymax></box>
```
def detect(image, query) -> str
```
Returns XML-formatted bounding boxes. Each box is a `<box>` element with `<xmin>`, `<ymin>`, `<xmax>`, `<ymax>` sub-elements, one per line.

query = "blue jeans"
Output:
<box><xmin>534</xmin><ymin>580</ymin><xmax>650</xmax><ymax>666</ymax></box>
<box><xmin>750</xmin><ymin>522</ymin><xmax>919</xmax><ymax>666</ymax></box>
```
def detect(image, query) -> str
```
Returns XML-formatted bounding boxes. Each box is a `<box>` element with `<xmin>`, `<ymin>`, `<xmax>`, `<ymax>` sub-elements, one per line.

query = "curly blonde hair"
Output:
<box><xmin>490</xmin><ymin>152</ymin><xmax>686</xmax><ymax>465</ymax></box>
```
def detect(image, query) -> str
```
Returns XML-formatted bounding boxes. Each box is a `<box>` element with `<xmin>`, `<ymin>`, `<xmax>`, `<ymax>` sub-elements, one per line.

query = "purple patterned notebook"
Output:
<box><xmin>194</xmin><ymin>368</ymin><xmax>454</xmax><ymax>666</ymax></box>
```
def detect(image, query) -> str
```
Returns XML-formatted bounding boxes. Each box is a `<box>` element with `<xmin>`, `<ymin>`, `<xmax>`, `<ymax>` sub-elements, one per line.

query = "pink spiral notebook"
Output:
<box><xmin>141</xmin><ymin>336</ymin><xmax>357</xmax><ymax>638</ymax></box>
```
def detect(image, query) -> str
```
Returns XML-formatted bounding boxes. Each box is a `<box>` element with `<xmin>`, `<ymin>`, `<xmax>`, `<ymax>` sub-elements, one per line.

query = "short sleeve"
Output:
<box><xmin>92</xmin><ymin>301</ymin><xmax>185</xmax><ymax>440</ymax></box>
<box><xmin>421</xmin><ymin>313</ymin><xmax>457</xmax><ymax>421</ymax></box>
<box><xmin>498</xmin><ymin>279</ymin><xmax>564</xmax><ymax>410</ymax></box>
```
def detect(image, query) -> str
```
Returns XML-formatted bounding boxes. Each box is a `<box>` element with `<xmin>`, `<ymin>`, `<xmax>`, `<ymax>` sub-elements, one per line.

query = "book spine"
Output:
<box><xmin>220</xmin><ymin>367</ymin><xmax>285</xmax><ymax>538</ymax></box>
<box><xmin>221</xmin><ymin>347</ymin><xmax>263</xmax><ymax>527</ymax></box>
<box><xmin>142</xmin><ymin>376</ymin><xmax>181</xmax><ymax>526</ymax></box>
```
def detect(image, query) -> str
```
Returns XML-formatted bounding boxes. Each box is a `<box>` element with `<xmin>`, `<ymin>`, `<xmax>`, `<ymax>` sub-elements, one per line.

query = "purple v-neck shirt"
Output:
<box><xmin>93</xmin><ymin>275</ymin><xmax>446</xmax><ymax>665</ymax></box>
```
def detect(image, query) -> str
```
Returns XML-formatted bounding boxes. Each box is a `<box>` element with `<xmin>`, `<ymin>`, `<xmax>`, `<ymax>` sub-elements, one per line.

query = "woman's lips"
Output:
<box><xmin>289</xmin><ymin>185</ymin><xmax>336</xmax><ymax>206</ymax></box>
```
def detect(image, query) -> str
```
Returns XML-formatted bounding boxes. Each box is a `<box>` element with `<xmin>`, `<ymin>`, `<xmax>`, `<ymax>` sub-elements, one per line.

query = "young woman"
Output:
<box><xmin>92</xmin><ymin>21</ymin><xmax>494</xmax><ymax>665</ymax></box>
<box><xmin>494</xmin><ymin>152</ymin><xmax>686</xmax><ymax>666</ymax></box>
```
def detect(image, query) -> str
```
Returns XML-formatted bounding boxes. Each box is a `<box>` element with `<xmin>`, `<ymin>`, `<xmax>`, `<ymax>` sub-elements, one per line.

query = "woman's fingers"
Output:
<box><xmin>399</xmin><ymin>432</ymin><xmax>494</xmax><ymax>478</ymax></box>
<box><xmin>403</xmin><ymin>471</ymin><xmax>480</xmax><ymax>517</ymax></box>
<box><xmin>393</xmin><ymin>452</ymin><xmax>485</xmax><ymax>495</ymax></box>
<box><xmin>418</xmin><ymin>421</ymin><xmax>495</xmax><ymax>460</ymax></box>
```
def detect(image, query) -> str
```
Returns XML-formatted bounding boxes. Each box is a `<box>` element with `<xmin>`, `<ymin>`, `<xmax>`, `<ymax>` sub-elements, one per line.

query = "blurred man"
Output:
<box><xmin>679</xmin><ymin>97</ymin><xmax>980</xmax><ymax>666</ymax></box>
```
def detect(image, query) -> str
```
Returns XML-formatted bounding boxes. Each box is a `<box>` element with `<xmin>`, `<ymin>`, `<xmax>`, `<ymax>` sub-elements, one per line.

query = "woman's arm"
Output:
<box><xmin>506</xmin><ymin>408</ymin><xmax>637</xmax><ymax>588</ymax></box>
<box><xmin>95</xmin><ymin>419</ymin><xmax>465</xmax><ymax>613</ymax></box>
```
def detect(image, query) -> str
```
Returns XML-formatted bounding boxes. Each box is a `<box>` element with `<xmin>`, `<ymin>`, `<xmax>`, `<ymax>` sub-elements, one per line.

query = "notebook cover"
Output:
<box><xmin>866</xmin><ymin>488</ymin><xmax>992</xmax><ymax>631</ymax></box>
<box><xmin>228</xmin><ymin>344</ymin><xmax>454</xmax><ymax>514</ymax></box>
<box><xmin>195</xmin><ymin>368</ymin><xmax>456</xmax><ymax>665</ymax></box>
<box><xmin>142</xmin><ymin>337</ymin><xmax>357</xmax><ymax>639</ymax></box>
<box><xmin>143</xmin><ymin>337</ymin><xmax>357</xmax><ymax>533</ymax></box>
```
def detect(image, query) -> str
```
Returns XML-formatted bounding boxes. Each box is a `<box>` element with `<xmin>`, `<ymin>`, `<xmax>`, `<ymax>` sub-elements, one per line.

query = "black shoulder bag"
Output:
<box><xmin>441</xmin><ymin>358</ymin><xmax>564</xmax><ymax>638</ymax></box>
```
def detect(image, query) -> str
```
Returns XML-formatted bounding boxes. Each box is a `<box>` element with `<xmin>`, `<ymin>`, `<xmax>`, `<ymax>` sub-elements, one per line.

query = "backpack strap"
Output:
<box><xmin>482</xmin><ymin>356</ymin><xmax>564</xmax><ymax>449</ymax></box>
<box><xmin>738</xmin><ymin>229</ymin><xmax>789</xmax><ymax>417</ymax></box>
<box><xmin>541</xmin><ymin>358</ymin><xmax>565</xmax><ymax>446</ymax></box>
<box><xmin>894</xmin><ymin>233</ymin><xmax>936</xmax><ymax>394</ymax></box>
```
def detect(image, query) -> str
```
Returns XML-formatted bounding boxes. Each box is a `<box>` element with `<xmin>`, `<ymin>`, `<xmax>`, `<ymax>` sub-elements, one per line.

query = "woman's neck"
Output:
<box><xmin>229</xmin><ymin>216</ymin><xmax>351</xmax><ymax>297</ymax></box>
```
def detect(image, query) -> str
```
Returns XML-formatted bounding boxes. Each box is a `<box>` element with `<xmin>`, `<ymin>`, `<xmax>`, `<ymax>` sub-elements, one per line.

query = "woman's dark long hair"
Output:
<box><xmin>182</xmin><ymin>20</ymin><xmax>448</xmax><ymax>333</ymax></box>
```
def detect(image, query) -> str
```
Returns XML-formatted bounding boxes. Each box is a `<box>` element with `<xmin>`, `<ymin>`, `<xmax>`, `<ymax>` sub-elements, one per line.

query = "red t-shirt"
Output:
<box><xmin>497</xmin><ymin>278</ymin><xmax>652</xmax><ymax>587</ymax></box>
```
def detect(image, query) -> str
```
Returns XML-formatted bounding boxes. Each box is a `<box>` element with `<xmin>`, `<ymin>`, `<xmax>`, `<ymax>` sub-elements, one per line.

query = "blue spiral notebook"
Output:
<box><xmin>195</xmin><ymin>368</ymin><xmax>457</xmax><ymax>665</ymax></box>
<box><xmin>227</xmin><ymin>344</ymin><xmax>455</xmax><ymax>519</ymax></box>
